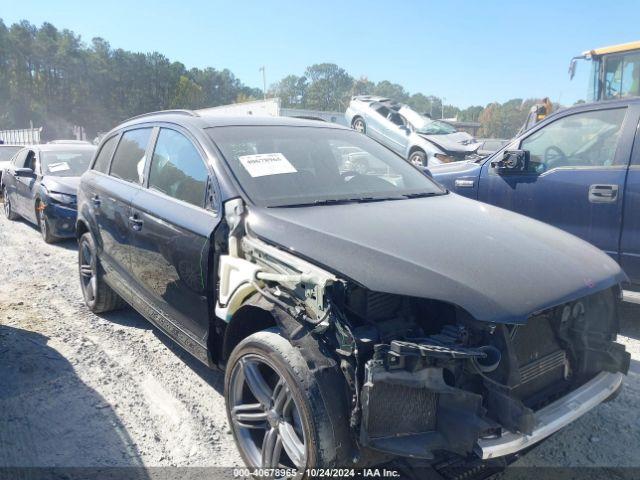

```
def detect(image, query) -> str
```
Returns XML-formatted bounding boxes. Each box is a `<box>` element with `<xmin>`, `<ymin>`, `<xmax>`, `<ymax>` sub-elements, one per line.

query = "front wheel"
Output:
<box><xmin>3</xmin><ymin>188</ymin><xmax>19</xmax><ymax>220</ymax></box>
<box><xmin>409</xmin><ymin>150</ymin><xmax>427</xmax><ymax>167</ymax></box>
<box><xmin>37</xmin><ymin>201</ymin><xmax>58</xmax><ymax>244</ymax></box>
<box><xmin>225</xmin><ymin>330</ymin><xmax>344</xmax><ymax>470</ymax></box>
<box><xmin>352</xmin><ymin>117</ymin><xmax>366</xmax><ymax>134</ymax></box>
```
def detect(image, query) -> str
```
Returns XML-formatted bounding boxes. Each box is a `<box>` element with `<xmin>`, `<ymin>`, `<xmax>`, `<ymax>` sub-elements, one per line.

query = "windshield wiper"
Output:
<box><xmin>274</xmin><ymin>196</ymin><xmax>406</xmax><ymax>208</ymax></box>
<box><xmin>402</xmin><ymin>191</ymin><xmax>448</xmax><ymax>199</ymax></box>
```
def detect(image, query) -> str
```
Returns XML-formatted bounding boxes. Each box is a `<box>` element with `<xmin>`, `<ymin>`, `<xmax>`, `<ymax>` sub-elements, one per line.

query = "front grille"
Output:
<box><xmin>518</xmin><ymin>350</ymin><xmax>566</xmax><ymax>385</ymax></box>
<box><xmin>510</xmin><ymin>314</ymin><xmax>568</xmax><ymax>402</ymax></box>
<box><xmin>365</xmin><ymin>381</ymin><xmax>437</xmax><ymax>438</ymax></box>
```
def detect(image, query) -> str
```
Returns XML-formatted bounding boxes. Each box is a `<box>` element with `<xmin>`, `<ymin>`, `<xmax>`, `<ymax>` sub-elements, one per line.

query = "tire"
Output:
<box><xmin>225</xmin><ymin>329</ymin><xmax>345</xmax><ymax>470</ymax></box>
<box><xmin>3</xmin><ymin>188</ymin><xmax>19</xmax><ymax>220</ymax></box>
<box><xmin>352</xmin><ymin>117</ymin><xmax>366</xmax><ymax>134</ymax></box>
<box><xmin>78</xmin><ymin>232</ymin><xmax>126</xmax><ymax>313</ymax></box>
<box><xmin>409</xmin><ymin>150</ymin><xmax>427</xmax><ymax>167</ymax></box>
<box><xmin>37</xmin><ymin>200</ymin><xmax>58</xmax><ymax>244</ymax></box>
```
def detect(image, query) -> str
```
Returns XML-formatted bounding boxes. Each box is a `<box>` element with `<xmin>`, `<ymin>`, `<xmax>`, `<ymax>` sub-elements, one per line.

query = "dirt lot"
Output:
<box><xmin>1</xmin><ymin>203</ymin><xmax>639</xmax><ymax>479</ymax></box>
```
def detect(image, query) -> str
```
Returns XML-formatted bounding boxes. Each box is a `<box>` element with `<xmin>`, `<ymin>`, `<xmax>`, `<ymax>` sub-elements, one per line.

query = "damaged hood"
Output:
<box><xmin>41</xmin><ymin>176</ymin><xmax>80</xmax><ymax>195</ymax></box>
<box><xmin>247</xmin><ymin>194</ymin><xmax>625</xmax><ymax>324</ymax></box>
<box><xmin>419</xmin><ymin>132</ymin><xmax>480</xmax><ymax>154</ymax></box>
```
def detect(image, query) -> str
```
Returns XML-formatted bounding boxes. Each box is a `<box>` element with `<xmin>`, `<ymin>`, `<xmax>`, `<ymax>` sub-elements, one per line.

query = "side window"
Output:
<box><xmin>11</xmin><ymin>150</ymin><xmax>28</xmax><ymax>168</ymax></box>
<box><xmin>520</xmin><ymin>108</ymin><xmax>627</xmax><ymax>173</ymax></box>
<box><xmin>24</xmin><ymin>150</ymin><xmax>37</xmax><ymax>171</ymax></box>
<box><xmin>110</xmin><ymin>128</ymin><xmax>152</xmax><ymax>184</ymax></box>
<box><xmin>375</xmin><ymin>105</ymin><xmax>391</xmax><ymax>118</ymax></box>
<box><xmin>148</xmin><ymin>129</ymin><xmax>209</xmax><ymax>207</ymax></box>
<box><xmin>93</xmin><ymin>135</ymin><xmax>119</xmax><ymax>174</ymax></box>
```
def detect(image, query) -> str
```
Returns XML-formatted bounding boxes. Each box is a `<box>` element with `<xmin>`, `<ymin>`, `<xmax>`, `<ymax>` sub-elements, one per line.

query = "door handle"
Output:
<box><xmin>588</xmin><ymin>184</ymin><xmax>618</xmax><ymax>203</ymax></box>
<box><xmin>91</xmin><ymin>194</ymin><xmax>101</xmax><ymax>207</ymax></box>
<box><xmin>128</xmin><ymin>215</ymin><xmax>143</xmax><ymax>231</ymax></box>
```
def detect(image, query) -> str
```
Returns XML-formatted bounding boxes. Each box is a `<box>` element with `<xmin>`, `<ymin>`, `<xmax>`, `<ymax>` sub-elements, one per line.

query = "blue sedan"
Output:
<box><xmin>1</xmin><ymin>143</ymin><xmax>96</xmax><ymax>243</ymax></box>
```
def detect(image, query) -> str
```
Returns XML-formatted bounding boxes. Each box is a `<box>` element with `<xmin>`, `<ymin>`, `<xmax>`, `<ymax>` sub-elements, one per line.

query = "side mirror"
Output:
<box><xmin>15</xmin><ymin>167</ymin><xmax>35</xmax><ymax>177</ymax></box>
<box><xmin>491</xmin><ymin>150</ymin><xmax>529</xmax><ymax>174</ymax></box>
<box><xmin>399</xmin><ymin>125</ymin><xmax>411</xmax><ymax>135</ymax></box>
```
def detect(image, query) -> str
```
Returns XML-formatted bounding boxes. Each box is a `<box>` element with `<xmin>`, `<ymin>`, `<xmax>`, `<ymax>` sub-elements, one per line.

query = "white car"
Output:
<box><xmin>0</xmin><ymin>144</ymin><xmax>24</xmax><ymax>190</ymax></box>
<box><xmin>345</xmin><ymin>96</ymin><xmax>481</xmax><ymax>166</ymax></box>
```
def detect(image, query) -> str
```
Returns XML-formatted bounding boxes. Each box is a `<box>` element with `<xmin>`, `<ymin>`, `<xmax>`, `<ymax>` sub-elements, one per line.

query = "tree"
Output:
<box><xmin>271</xmin><ymin>74</ymin><xmax>307</xmax><ymax>108</ymax></box>
<box><xmin>303</xmin><ymin>63</ymin><xmax>353</xmax><ymax>111</ymax></box>
<box><xmin>351</xmin><ymin>76</ymin><xmax>374</xmax><ymax>96</ymax></box>
<box><xmin>0</xmin><ymin>19</ymin><xmax>263</xmax><ymax>138</ymax></box>
<box><xmin>372</xmin><ymin>80</ymin><xmax>408</xmax><ymax>103</ymax></box>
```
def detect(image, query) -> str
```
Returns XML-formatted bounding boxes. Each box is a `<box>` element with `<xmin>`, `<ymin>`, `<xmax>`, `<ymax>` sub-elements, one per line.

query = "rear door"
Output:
<box><xmin>478</xmin><ymin>104</ymin><xmax>636</xmax><ymax>260</ymax></box>
<box><xmin>89</xmin><ymin>127</ymin><xmax>154</xmax><ymax>282</ymax></box>
<box><xmin>129</xmin><ymin>126</ymin><xmax>219</xmax><ymax>344</ymax></box>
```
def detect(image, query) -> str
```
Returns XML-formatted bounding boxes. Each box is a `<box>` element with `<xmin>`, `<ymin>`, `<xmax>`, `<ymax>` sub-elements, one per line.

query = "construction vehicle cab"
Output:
<box><xmin>570</xmin><ymin>41</ymin><xmax>640</xmax><ymax>101</ymax></box>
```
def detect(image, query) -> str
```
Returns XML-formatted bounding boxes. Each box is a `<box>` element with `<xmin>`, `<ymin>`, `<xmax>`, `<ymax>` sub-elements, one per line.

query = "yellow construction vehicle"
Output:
<box><xmin>570</xmin><ymin>41</ymin><xmax>640</xmax><ymax>101</ymax></box>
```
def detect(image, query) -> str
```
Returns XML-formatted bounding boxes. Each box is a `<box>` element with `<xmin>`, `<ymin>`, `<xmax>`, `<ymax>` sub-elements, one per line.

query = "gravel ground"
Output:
<box><xmin>0</xmin><ymin>203</ymin><xmax>639</xmax><ymax>479</ymax></box>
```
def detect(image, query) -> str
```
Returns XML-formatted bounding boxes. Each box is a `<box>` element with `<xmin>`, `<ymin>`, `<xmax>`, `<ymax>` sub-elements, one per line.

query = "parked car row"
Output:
<box><xmin>0</xmin><ymin>109</ymin><xmax>631</xmax><ymax>475</ymax></box>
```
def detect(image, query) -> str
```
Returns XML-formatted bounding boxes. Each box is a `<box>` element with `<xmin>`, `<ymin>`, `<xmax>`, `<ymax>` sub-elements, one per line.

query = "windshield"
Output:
<box><xmin>40</xmin><ymin>149</ymin><xmax>95</xmax><ymax>177</ymax></box>
<box><xmin>0</xmin><ymin>146</ymin><xmax>22</xmax><ymax>162</ymax></box>
<box><xmin>415</xmin><ymin>120</ymin><xmax>457</xmax><ymax>135</ymax></box>
<box><xmin>208</xmin><ymin>126</ymin><xmax>445</xmax><ymax>207</ymax></box>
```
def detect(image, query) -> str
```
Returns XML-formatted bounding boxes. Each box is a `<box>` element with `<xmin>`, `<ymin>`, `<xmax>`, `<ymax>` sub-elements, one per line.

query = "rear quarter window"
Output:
<box><xmin>109</xmin><ymin>128</ymin><xmax>152</xmax><ymax>184</ymax></box>
<box><xmin>93</xmin><ymin>135</ymin><xmax>119</xmax><ymax>174</ymax></box>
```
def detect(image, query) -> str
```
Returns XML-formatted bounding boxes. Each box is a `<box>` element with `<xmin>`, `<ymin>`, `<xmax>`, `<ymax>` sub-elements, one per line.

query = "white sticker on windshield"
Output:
<box><xmin>48</xmin><ymin>162</ymin><xmax>71</xmax><ymax>173</ymax></box>
<box><xmin>238</xmin><ymin>153</ymin><xmax>297</xmax><ymax>177</ymax></box>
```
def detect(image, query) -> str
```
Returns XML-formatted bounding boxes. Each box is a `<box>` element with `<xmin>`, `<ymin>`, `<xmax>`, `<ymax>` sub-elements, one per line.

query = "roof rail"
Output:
<box><xmin>123</xmin><ymin>109</ymin><xmax>199</xmax><ymax>123</ymax></box>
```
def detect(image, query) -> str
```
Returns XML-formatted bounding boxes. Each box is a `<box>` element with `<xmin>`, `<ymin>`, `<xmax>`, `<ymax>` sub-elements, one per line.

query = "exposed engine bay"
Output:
<box><xmin>216</xmin><ymin>199</ymin><xmax>630</xmax><ymax>462</ymax></box>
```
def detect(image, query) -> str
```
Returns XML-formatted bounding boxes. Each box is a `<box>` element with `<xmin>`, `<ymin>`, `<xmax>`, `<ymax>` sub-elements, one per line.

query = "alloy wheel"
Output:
<box><xmin>79</xmin><ymin>240</ymin><xmax>97</xmax><ymax>303</ymax></box>
<box><xmin>228</xmin><ymin>354</ymin><xmax>307</xmax><ymax>469</ymax></box>
<box><xmin>410</xmin><ymin>153</ymin><xmax>426</xmax><ymax>167</ymax></box>
<box><xmin>353</xmin><ymin>119</ymin><xmax>365</xmax><ymax>133</ymax></box>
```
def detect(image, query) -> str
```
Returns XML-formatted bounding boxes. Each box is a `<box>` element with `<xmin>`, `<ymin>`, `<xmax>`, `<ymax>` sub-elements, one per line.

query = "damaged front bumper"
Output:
<box><xmin>44</xmin><ymin>202</ymin><xmax>77</xmax><ymax>238</ymax></box>
<box><xmin>475</xmin><ymin>371</ymin><xmax>623</xmax><ymax>459</ymax></box>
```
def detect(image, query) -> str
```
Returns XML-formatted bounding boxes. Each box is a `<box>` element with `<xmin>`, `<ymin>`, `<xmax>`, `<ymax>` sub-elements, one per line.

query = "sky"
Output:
<box><xmin>1</xmin><ymin>0</ymin><xmax>638</xmax><ymax>108</ymax></box>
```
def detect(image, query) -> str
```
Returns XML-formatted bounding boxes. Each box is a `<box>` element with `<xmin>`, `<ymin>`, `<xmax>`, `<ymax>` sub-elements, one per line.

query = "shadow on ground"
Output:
<box><xmin>99</xmin><ymin>308</ymin><xmax>225</xmax><ymax>393</ymax></box>
<box><xmin>0</xmin><ymin>324</ymin><xmax>148</xmax><ymax>476</ymax></box>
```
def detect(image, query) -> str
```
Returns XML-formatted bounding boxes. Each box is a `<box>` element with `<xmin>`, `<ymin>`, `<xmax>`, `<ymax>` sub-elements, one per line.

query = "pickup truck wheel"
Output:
<box><xmin>78</xmin><ymin>232</ymin><xmax>126</xmax><ymax>313</ymax></box>
<box><xmin>225</xmin><ymin>329</ymin><xmax>340</xmax><ymax>470</ymax></box>
<box><xmin>352</xmin><ymin>117</ymin><xmax>366</xmax><ymax>134</ymax></box>
<box><xmin>409</xmin><ymin>150</ymin><xmax>427</xmax><ymax>167</ymax></box>
<box><xmin>3</xmin><ymin>188</ymin><xmax>19</xmax><ymax>220</ymax></box>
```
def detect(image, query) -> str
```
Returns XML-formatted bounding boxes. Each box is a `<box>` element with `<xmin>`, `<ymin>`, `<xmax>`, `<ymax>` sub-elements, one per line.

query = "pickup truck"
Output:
<box><xmin>430</xmin><ymin>98</ymin><xmax>640</xmax><ymax>301</ymax></box>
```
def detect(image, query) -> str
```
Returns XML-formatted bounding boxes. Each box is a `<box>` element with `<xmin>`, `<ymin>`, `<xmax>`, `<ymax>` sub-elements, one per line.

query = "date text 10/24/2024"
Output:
<box><xmin>233</xmin><ymin>468</ymin><xmax>401</xmax><ymax>478</ymax></box>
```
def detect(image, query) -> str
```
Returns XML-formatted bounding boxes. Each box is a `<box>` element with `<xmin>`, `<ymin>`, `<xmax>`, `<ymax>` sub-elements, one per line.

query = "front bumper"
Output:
<box><xmin>475</xmin><ymin>371</ymin><xmax>624</xmax><ymax>459</ymax></box>
<box><xmin>45</xmin><ymin>203</ymin><xmax>77</xmax><ymax>238</ymax></box>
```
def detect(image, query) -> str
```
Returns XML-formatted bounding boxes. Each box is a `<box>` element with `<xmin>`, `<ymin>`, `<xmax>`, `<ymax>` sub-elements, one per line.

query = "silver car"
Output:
<box><xmin>0</xmin><ymin>144</ymin><xmax>24</xmax><ymax>191</ymax></box>
<box><xmin>345</xmin><ymin>95</ymin><xmax>481</xmax><ymax>166</ymax></box>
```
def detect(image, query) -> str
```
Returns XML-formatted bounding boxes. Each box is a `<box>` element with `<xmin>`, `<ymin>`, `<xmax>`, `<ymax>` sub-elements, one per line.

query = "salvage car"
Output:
<box><xmin>76</xmin><ymin>111</ymin><xmax>629</xmax><ymax>475</ymax></box>
<box><xmin>0</xmin><ymin>143</ymin><xmax>23</xmax><ymax>189</ymax></box>
<box><xmin>2</xmin><ymin>143</ymin><xmax>96</xmax><ymax>242</ymax></box>
<box><xmin>430</xmin><ymin>98</ymin><xmax>640</xmax><ymax>302</ymax></box>
<box><xmin>345</xmin><ymin>95</ymin><xmax>481</xmax><ymax>166</ymax></box>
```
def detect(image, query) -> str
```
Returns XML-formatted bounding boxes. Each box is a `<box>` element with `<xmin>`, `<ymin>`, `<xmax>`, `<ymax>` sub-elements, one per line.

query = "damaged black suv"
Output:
<box><xmin>77</xmin><ymin>110</ymin><xmax>630</xmax><ymax>474</ymax></box>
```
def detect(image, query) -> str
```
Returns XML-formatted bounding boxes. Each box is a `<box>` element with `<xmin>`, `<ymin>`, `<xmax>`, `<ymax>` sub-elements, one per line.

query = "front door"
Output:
<box><xmin>129</xmin><ymin>127</ymin><xmax>219</xmax><ymax>343</ymax></box>
<box><xmin>15</xmin><ymin>149</ymin><xmax>38</xmax><ymax>219</ymax></box>
<box><xmin>478</xmin><ymin>104</ymin><xmax>637</xmax><ymax>260</ymax></box>
<box><xmin>619</xmin><ymin>117</ymin><xmax>640</xmax><ymax>284</ymax></box>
